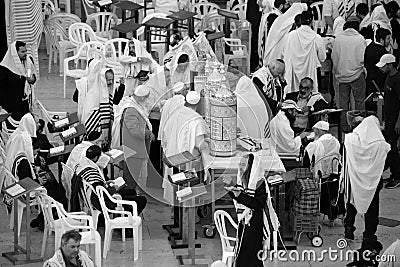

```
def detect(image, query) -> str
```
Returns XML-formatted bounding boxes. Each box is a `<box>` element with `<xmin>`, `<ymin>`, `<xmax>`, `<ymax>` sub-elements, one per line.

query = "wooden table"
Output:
<box><xmin>167</xmin><ymin>10</ymin><xmax>197</xmax><ymax>38</ymax></box>
<box><xmin>142</xmin><ymin>17</ymin><xmax>174</xmax><ymax>54</ymax></box>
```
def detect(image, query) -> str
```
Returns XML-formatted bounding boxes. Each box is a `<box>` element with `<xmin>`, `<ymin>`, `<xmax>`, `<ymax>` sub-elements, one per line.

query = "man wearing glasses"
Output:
<box><xmin>285</xmin><ymin>77</ymin><xmax>329</xmax><ymax>135</ymax></box>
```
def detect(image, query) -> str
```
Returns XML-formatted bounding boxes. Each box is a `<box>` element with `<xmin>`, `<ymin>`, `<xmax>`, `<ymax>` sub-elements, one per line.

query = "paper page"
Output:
<box><xmin>176</xmin><ymin>187</ymin><xmax>192</xmax><ymax>198</ymax></box>
<box><xmin>108</xmin><ymin>149</ymin><xmax>124</xmax><ymax>159</ymax></box>
<box><xmin>54</xmin><ymin>117</ymin><xmax>69</xmax><ymax>128</ymax></box>
<box><xmin>96</xmin><ymin>154</ymin><xmax>111</xmax><ymax>169</ymax></box>
<box><xmin>98</xmin><ymin>0</ymin><xmax>112</xmax><ymax>6</ymax></box>
<box><xmin>61</xmin><ymin>127</ymin><xmax>77</xmax><ymax>138</ymax></box>
<box><xmin>170</xmin><ymin>172</ymin><xmax>187</xmax><ymax>183</ymax></box>
<box><xmin>6</xmin><ymin>184</ymin><xmax>25</xmax><ymax>197</ymax></box>
<box><xmin>114</xmin><ymin>177</ymin><xmax>126</xmax><ymax>187</ymax></box>
<box><xmin>50</xmin><ymin>145</ymin><xmax>65</xmax><ymax>155</ymax></box>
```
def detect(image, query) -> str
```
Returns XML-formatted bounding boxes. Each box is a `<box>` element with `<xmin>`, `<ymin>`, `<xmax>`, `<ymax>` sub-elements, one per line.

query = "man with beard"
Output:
<box><xmin>285</xmin><ymin>77</ymin><xmax>329</xmax><ymax>134</ymax></box>
<box><xmin>270</xmin><ymin>100</ymin><xmax>309</xmax><ymax>154</ymax></box>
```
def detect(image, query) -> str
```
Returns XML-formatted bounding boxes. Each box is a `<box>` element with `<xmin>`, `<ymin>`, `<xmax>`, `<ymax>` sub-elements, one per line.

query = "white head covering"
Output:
<box><xmin>5</xmin><ymin>113</ymin><xmax>37</xmax><ymax>173</ymax></box>
<box><xmin>312</xmin><ymin>121</ymin><xmax>329</xmax><ymax>131</ymax></box>
<box><xmin>210</xmin><ymin>261</ymin><xmax>227</xmax><ymax>267</ymax></box>
<box><xmin>169</xmin><ymin>52</ymin><xmax>190</xmax><ymax>85</ymax></box>
<box><xmin>172</xmin><ymin>82</ymin><xmax>185</xmax><ymax>93</ymax></box>
<box><xmin>369</xmin><ymin>5</ymin><xmax>392</xmax><ymax>31</ymax></box>
<box><xmin>341</xmin><ymin>116</ymin><xmax>390</xmax><ymax>213</ymax></box>
<box><xmin>0</xmin><ymin>41</ymin><xmax>27</xmax><ymax>76</ymax></box>
<box><xmin>333</xmin><ymin>16</ymin><xmax>345</xmax><ymax>37</ymax></box>
<box><xmin>134</xmin><ymin>85</ymin><xmax>150</xmax><ymax>97</ymax></box>
<box><xmin>185</xmin><ymin>91</ymin><xmax>200</xmax><ymax>104</ymax></box>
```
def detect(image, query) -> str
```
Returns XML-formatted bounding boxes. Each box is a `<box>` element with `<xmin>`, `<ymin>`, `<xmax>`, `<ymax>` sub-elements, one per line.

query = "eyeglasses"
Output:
<box><xmin>299</xmin><ymin>86</ymin><xmax>311</xmax><ymax>90</ymax></box>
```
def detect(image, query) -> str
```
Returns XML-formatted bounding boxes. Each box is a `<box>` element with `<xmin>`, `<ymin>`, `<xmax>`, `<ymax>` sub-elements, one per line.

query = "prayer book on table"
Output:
<box><xmin>96</xmin><ymin>154</ymin><xmax>111</xmax><ymax>169</ymax></box>
<box><xmin>107</xmin><ymin>149</ymin><xmax>124</xmax><ymax>160</ymax></box>
<box><xmin>98</xmin><ymin>0</ymin><xmax>112</xmax><ymax>6</ymax></box>
<box><xmin>54</xmin><ymin>118</ymin><xmax>69</xmax><ymax>128</ymax></box>
<box><xmin>267</xmin><ymin>174</ymin><xmax>284</xmax><ymax>186</ymax></box>
<box><xmin>61</xmin><ymin>127</ymin><xmax>77</xmax><ymax>139</ymax></box>
<box><xmin>169</xmin><ymin>169</ymin><xmax>198</xmax><ymax>185</ymax></box>
<box><xmin>163</xmin><ymin>151</ymin><xmax>198</xmax><ymax>168</ymax></box>
<box><xmin>49</xmin><ymin>145</ymin><xmax>65</xmax><ymax>156</ymax></box>
<box><xmin>4</xmin><ymin>178</ymin><xmax>41</xmax><ymax>199</ymax></box>
<box><xmin>176</xmin><ymin>187</ymin><xmax>192</xmax><ymax>199</ymax></box>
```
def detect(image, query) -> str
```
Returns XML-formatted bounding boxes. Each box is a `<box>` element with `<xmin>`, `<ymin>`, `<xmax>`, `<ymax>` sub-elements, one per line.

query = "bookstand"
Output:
<box><xmin>167</xmin><ymin>10</ymin><xmax>197</xmax><ymax>38</ymax></box>
<box><xmin>2</xmin><ymin>178</ymin><xmax>44</xmax><ymax>265</ymax></box>
<box><xmin>51</xmin><ymin>112</ymin><xmax>79</xmax><ymax>131</ymax></box>
<box><xmin>59</xmin><ymin>124</ymin><xmax>86</xmax><ymax>144</ymax></box>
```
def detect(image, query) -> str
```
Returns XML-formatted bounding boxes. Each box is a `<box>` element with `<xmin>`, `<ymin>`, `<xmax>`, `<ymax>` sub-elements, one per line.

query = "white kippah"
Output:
<box><xmin>172</xmin><ymin>82</ymin><xmax>185</xmax><ymax>93</ymax></box>
<box><xmin>186</xmin><ymin>91</ymin><xmax>200</xmax><ymax>105</ymax></box>
<box><xmin>312</xmin><ymin>121</ymin><xmax>329</xmax><ymax>131</ymax></box>
<box><xmin>134</xmin><ymin>85</ymin><xmax>150</xmax><ymax>97</ymax></box>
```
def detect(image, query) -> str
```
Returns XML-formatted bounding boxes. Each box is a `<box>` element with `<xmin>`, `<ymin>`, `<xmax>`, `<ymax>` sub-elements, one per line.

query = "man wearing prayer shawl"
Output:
<box><xmin>161</xmin><ymin>91</ymin><xmax>209</xmax><ymax>204</ymax></box>
<box><xmin>224</xmin><ymin>153</ymin><xmax>279</xmax><ymax>267</ymax></box>
<box><xmin>0</xmin><ymin>41</ymin><xmax>36</xmax><ymax>133</ymax></box>
<box><xmin>168</xmin><ymin>52</ymin><xmax>191</xmax><ymax>86</ymax></box>
<box><xmin>283</xmin><ymin>10</ymin><xmax>327</xmax><ymax>95</ymax></box>
<box><xmin>252</xmin><ymin>59</ymin><xmax>285</xmax><ymax>115</ymax></box>
<box><xmin>44</xmin><ymin>230</ymin><xmax>94</xmax><ymax>267</ymax></box>
<box><xmin>75</xmin><ymin>59</ymin><xmax>113</xmax><ymax>147</ymax></box>
<box><xmin>263</xmin><ymin>2</ymin><xmax>308</xmax><ymax>66</ymax></box>
<box><xmin>270</xmin><ymin>100</ymin><xmax>309</xmax><ymax>154</ymax></box>
<box><xmin>323</xmin><ymin>0</ymin><xmax>365</xmax><ymax>30</ymax></box>
<box><xmin>236</xmin><ymin>76</ymin><xmax>272</xmax><ymax>139</ymax></box>
<box><xmin>340</xmin><ymin>114</ymin><xmax>390</xmax><ymax>264</ymax></box>
<box><xmin>112</xmin><ymin>85</ymin><xmax>154</xmax><ymax>189</ymax></box>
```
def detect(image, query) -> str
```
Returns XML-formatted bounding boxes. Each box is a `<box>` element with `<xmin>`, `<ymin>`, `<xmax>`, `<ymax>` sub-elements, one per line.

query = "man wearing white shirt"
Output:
<box><xmin>270</xmin><ymin>100</ymin><xmax>309</xmax><ymax>154</ymax></box>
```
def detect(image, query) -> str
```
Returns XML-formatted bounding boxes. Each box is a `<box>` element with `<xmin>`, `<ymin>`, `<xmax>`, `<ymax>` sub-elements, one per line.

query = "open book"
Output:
<box><xmin>98</xmin><ymin>0</ymin><xmax>112</xmax><ymax>6</ymax></box>
<box><xmin>54</xmin><ymin>117</ymin><xmax>69</xmax><ymax>128</ymax></box>
<box><xmin>96</xmin><ymin>154</ymin><xmax>111</xmax><ymax>169</ymax></box>
<box><xmin>61</xmin><ymin>127</ymin><xmax>77</xmax><ymax>139</ymax></box>
<box><xmin>108</xmin><ymin>149</ymin><xmax>124</xmax><ymax>159</ymax></box>
<box><xmin>109</xmin><ymin>177</ymin><xmax>126</xmax><ymax>191</ymax></box>
<box><xmin>49</xmin><ymin>145</ymin><xmax>65</xmax><ymax>156</ymax></box>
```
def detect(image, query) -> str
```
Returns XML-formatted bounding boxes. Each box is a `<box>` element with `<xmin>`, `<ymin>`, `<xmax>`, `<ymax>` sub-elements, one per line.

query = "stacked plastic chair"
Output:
<box><xmin>7</xmin><ymin>0</ymin><xmax>44</xmax><ymax>77</ymax></box>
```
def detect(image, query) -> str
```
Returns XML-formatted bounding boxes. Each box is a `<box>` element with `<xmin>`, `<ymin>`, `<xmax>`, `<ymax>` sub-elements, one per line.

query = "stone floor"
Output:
<box><xmin>1</xmin><ymin>35</ymin><xmax>400</xmax><ymax>267</ymax></box>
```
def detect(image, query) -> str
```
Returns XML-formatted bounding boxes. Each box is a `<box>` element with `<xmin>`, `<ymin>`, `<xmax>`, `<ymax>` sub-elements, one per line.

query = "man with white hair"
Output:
<box><xmin>112</xmin><ymin>85</ymin><xmax>154</xmax><ymax>188</ymax></box>
<box><xmin>270</xmin><ymin>100</ymin><xmax>309</xmax><ymax>154</ymax></box>
<box><xmin>252</xmin><ymin>59</ymin><xmax>286</xmax><ymax>115</ymax></box>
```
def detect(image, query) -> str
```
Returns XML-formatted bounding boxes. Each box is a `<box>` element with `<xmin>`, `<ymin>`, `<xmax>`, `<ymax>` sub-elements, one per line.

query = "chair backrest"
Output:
<box><xmin>69</xmin><ymin>22</ymin><xmax>99</xmax><ymax>48</ymax></box>
<box><xmin>185</xmin><ymin>0</ymin><xmax>208</xmax><ymax>10</ymax></box>
<box><xmin>79</xmin><ymin>41</ymin><xmax>105</xmax><ymax>61</ymax></box>
<box><xmin>104</xmin><ymin>38</ymin><xmax>130</xmax><ymax>61</ymax></box>
<box><xmin>47</xmin><ymin>13</ymin><xmax>81</xmax><ymax>41</ymax></box>
<box><xmin>37</xmin><ymin>193</ymin><xmax>57</xmax><ymax>230</ymax></box>
<box><xmin>81</xmin><ymin>179</ymin><xmax>99</xmax><ymax>216</ymax></box>
<box><xmin>214</xmin><ymin>210</ymin><xmax>238</xmax><ymax>253</ymax></box>
<box><xmin>231</xmin><ymin>3</ymin><xmax>247</xmax><ymax>21</ymax></box>
<box><xmin>95</xmin><ymin>186</ymin><xmax>114</xmax><ymax>221</ymax></box>
<box><xmin>201</xmin><ymin>9</ymin><xmax>223</xmax><ymax>32</ymax></box>
<box><xmin>227</xmin><ymin>0</ymin><xmax>247</xmax><ymax>10</ymax></box>
<box><xmin>190</xmin><ymin>2</ymin><xmax>220</xmax><ymax>19</ymax></box>
<box><xmin>312</xmin><ymin>152</ymin><xmax>341</xmax><ymax>181</ymax></box>
<box><xmin>61</xmin><ymin>162</ymin><xmax>74</xmax><ymax>209</ymax></box>
<box><xmin>310</xmin><ymin>1</ymin><xmax>325</xmax><ymax>34</ymax></box>
<box><xmin>86</xmin><ymin>12</ymin><xmax>118</xmax><ymax>39</ymax></box>
<box><xmin>222</xmin><ymin>37</ymin><xmax>245</xmax><ymax>53</ymax></box>
<box><xmin>44</xmin><ymin>19</ymin><xmax>67</xmax><ymax>51</ymax></box>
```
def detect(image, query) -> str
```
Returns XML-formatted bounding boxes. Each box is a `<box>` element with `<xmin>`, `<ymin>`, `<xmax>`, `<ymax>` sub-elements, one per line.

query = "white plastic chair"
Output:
<box><xmin>86</xmin><ymin>12</ymin><xmax>118</xmax><ymax>40</ymax></box>
<box><xmin>310</xmin><ymin>1</ymin><xmax>326</xmax><ymax>35</ymax></box>
<box><xmin>54</xmin><ymin>200</ymin><xmax>102</xmax><ymax>267</ymax></box>
<box><xmin>104</xmin><ymin>38</ymin><xmax>130</xmax><ymax>62</ymax></box>
<box><xmin>227</xmin><ymin>0</ymin><xmax>247</xmax><ymax>10</ymax></box>
<box><xmin>214</xmin><ymin>210</ymin><xmax>237</xmax><ymax>266</ymax></box>
<box><xmin>96</xmin><ymin>186</ymin><xmax>142</xmax><ymax>260</ymax></box>
<box><xmin>63</xmin><ymin>41</ymin><xmax>105</xmax><ymax>98</ymax></box>
<box><xmin>69</xmin><ymin>22</ymin><xmax>107</xmax><ymax>51</ymax></box>
<box><xmin>61</xmin><ymin>162</ymin><xmax>74</xmax><ymax>210</ymax></box>
<box><xmin>222</xmin><ymin>37</ymin><xmax>250</xmax><ymax>75</ymax></box>
<box><xmin>44</xmin><ymin>13</ymin><xmax>80</xmax><ymax>75</ymax></box>
<box><xmin>37</xmin><ymin>193</ymin><xmax>86</xmax><ymax>258</ymax></box>
<box><xmin>35</xmin><ymin>99</ymin><xmax>67</xmax><ymax>144</ymax></box>
<box><xmin>190</xmin><ymin>2</ymin><xmax>220</xmax><ymax>20</ymax></box>
<box><xmin>81</xmin><ymin>180</ymin><xmax>102</xmax><ymax>229</ymax></box>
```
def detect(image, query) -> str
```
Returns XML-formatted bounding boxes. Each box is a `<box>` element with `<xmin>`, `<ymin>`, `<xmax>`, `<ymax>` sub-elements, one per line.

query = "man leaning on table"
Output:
<box><xmin>270</xmin><ymin>100</ymin><xmax>309</xmax><ymax>155</ymax></box>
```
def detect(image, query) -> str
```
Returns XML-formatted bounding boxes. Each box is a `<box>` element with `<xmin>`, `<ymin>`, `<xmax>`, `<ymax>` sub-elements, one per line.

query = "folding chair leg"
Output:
<box><xmin>133</xmin><ymin>226</ymin><xmax>139</xmax><ymax>261</ymax></box>
<box><xmin>41</xmin><ymin>227</ymin><xmax>49</xmax><ymax>258</ymax></box>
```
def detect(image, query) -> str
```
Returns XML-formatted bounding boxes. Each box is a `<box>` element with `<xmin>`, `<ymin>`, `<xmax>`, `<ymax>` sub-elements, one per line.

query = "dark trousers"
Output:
<box><xmin>250</xmin><ymin>22</ymin><xmax>259</xmax><ymax>72</ymax></box>
<box><xmin>344</xmin><ymin>180</ymin><xmax>383</xmax><ymax>238</ymax></box>
<box><xmin>384</xmin><ymin>121</ymin><xmax>400</xmax><ymax>178</ymax></box>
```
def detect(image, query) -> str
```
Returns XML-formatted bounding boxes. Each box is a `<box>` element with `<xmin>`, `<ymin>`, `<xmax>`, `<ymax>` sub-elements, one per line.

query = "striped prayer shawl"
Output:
<box><xmin>78</xmin><ymin>166</ymin><xmax>105</xmax><ymax>187</ymax></box>
<box><xmin>85</xmin><ymin>95</ymin><xmax>114</xmax><ymax>136</ymax></box>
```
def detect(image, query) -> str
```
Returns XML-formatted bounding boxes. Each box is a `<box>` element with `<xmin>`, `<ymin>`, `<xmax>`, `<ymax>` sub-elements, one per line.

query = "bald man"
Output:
<box><xmin>252</xmin><ymin>59</ymin><xmax>286</xmax><ymax>115</ymax></box>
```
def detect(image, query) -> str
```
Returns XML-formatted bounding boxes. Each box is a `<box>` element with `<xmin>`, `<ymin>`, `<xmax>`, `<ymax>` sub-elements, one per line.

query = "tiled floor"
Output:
<box><xmin>1</xmin><ymin>19</ymin><xmax>400</xmax><ymax>266</ymax></box>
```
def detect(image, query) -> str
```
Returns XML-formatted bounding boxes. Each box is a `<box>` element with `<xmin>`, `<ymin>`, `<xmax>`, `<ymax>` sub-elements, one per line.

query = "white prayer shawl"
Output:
<box><xmin>378</xmin><ymin>239</ymin><xmax>400</xmax><ymax>267</ymax></box>
<box><xmin>5</xmin><ymin>113</ymin><xmax>36</xmax><ymax>172</ymax></box>
<box><xmin>120</xmin><ymin>38</ymin><xmax>159</xmax><ymax>78</ymax></box>
<box><xmin>270</xmin><ymin>111</ymin><xmax>302</xmax><ymax>154</ymax></box>
<box><xmin>333</xmin><ymin>16</ymin><xmax>345</xmax><ymax>36</ymax></box>
<box><xmin>0</xmin><ymin>41</ymin><xmax>35</xmax><ymax>98</ymax></box>
<box><xmin>236</xmin><ymin>76</ymin><xmax>270</xmax><ymax>139</ymax></box>
<box><xmin>234</xmin><ymin>154</ymin><xmax>280</xmax><ymax>241</ymax></box>
<box><xmin>158</xmin><ymin>94</ymin><xmax>185</xmax><ymax>145</ymax></box>
<box><xmin>369</xmin><ymin>5</ymin><xmax>392</xmax><ymax>32</ymax></box>
<box><xmin>169</xmin><ymin>52</ymin><xmax>191</xmax><ymax>86</ymax></box>
<box><xmin>43</xmin><ymin>249</ymin><xmax>94</xmax><ymax>267</ymax></box>
<box><xmin>341</xmin><ymin>116</ymin><xmax>390</xmax><ymax>213</ymax></box>
<box><xmin>359</xmin><ymin>13</ymin><xmax>371</xmax><ymax>29</ymax></box>
<box><xmin>306</xmin><ymin>133</ymin><xmax>340</xmax><ymax>177</ymax></box>
<box><xmin>111</xmin><ymin>96</ymin><xmax>152</xmax><ymax>149</ymax></box>
<box><xmin>263</xmin><ymin>3</ymin><xmax>308</xmax><ymax>65</ymax></box>
<box><xmin>283</xmin><ymin>25</ymin><xmax>327</xmax><ymax>95</ymax></box>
